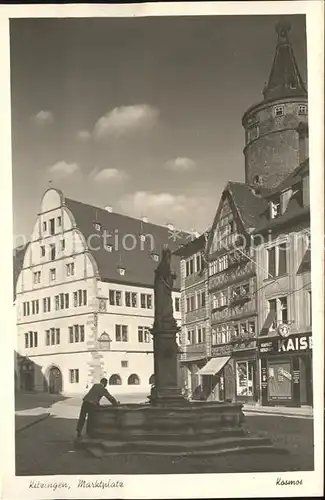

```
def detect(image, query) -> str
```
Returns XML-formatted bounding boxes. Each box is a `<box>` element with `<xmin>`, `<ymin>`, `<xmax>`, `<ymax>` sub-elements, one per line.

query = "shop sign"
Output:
<box><xmin>292</xmin><ymin>370</ymin><xmax>300</xmax><ymax>384</ymax></box>
<box><xmin>211</xmin><ymin>344</ymin><xmax>232</xmax><ymax>357</ymax></box>
<box><xmin>259</xmin><ymin>333</ymin><xmax>312</xmax><ymax>355</ymax></box>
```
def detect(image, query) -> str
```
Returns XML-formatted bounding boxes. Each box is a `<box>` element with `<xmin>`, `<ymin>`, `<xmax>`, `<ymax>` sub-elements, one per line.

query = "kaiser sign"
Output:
<box><xmin>259</xmin><ymin>332</ymin><xmax>312</xmax><ymax>355</ymax></box>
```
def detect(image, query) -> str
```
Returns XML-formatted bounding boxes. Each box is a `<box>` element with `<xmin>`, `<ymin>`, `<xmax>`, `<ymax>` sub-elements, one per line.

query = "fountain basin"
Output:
<box><xmin>77</xmin><ymin>401</ymin><xmax>287</xmax><ymax>457</ymax></box>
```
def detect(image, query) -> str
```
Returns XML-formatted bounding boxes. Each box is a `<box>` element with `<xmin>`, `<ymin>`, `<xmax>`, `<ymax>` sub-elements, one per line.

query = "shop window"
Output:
<box><xmin>236</xmin><ymin>361</ymin><xmax>255</xmax><ymax>397</ymax></box>
<box><xmin>267</xmin><ymin>361</ymin><xmax>292</xmax><ymax>402</ymax></box>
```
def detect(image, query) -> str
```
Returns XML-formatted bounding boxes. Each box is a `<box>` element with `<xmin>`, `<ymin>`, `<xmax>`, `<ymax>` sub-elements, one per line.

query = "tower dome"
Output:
<box><xmin>242</xmin><ymin>22</ymin><xmax>308</xmax><ymax>189</ymax></box>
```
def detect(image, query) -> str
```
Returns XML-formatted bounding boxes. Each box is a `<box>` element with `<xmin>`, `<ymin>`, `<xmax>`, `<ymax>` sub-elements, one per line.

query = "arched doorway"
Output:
<box><xmin>48</xmin><ymin>366</ymin><xmax>63</xmax><ymax>394</ymax></box>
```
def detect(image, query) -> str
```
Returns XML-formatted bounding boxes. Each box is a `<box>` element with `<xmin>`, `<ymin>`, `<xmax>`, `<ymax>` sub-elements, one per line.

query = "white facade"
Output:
<box><xmin>16</xmin><ymin>189</ymin><xmax>182</xmax><ymax>396</ymax></box>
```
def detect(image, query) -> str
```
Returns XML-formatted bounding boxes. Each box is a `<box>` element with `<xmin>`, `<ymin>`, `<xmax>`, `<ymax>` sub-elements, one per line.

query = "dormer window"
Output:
<box><xmin>270</xmin><ymin>199</ymin><xmax>281</xmax><ymax>219</ymax></box>
<box><xmin>117</xmin><ymin>266</ymin><xmax>126</xmax><ymax>276</ymax></box>
<box><xmin>94</xmin><ymin>222</ymin><xmax>101</xmax><ymax>231</ymax></box>
<box><xmin>298</xmin><ymin>104</ymin><xmax>307</xmax><ymax>115</ymax></box>
<box><xmin>274</xmin><ymin>105</ymin><xmax>284</xmax><ymax>117</ymax></box>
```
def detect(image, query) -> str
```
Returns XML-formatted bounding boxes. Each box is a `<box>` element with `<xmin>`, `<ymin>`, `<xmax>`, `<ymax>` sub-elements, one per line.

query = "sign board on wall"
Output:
<box><xmin>259</xmin><ymin>332</ymin><xmax>312</xmax><ymax>356</ymax></box>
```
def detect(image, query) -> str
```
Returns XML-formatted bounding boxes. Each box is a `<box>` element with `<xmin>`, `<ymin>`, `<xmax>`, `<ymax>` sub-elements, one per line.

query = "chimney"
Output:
<box><xmin>105</xmin><ymin>205</ymin><xmax>113</xmax><ymax>213</ymax></box>
<box><xmin>297</xmin><ymin>122</ymin><xmax>309</xmax><ymax>164</ymax></box>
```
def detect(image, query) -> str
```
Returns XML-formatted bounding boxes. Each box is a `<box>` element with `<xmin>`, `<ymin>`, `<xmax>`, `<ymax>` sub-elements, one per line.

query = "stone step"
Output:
<box><xmin>91</xmin><ymin>427</ymin><xmax>246</xmax><ymax>441</ymax></box>
<box><xmin>82</xmin><ymin>435</ymin><xmax>273</xmax><ymax>454</ymax></box>
<box><xmin>82</xmin><ymin>443</ymin><xmax>288</xmax><ymax>458</ymax></box>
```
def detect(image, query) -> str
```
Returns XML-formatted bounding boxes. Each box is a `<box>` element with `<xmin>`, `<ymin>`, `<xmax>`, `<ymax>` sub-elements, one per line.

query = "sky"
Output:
<box><xmin>10</xmin><ymin>14</ymin><xmax>307</xmax><ymax>242</ymax></box>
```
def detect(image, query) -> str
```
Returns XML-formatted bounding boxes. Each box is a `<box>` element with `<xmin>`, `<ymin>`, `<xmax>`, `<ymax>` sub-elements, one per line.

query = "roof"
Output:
<box><xmin>267</xmin><ymin>158</ymin><xmax>309</xmax><ymax>197</ymax></box>
<box><xmin>64</xmin><ymin>197</ymin><xmax>190</xmax><ymax>289</ymax></box>
<box><xmin>173</xmin><ymin>231</ymin><xmax>209</xmax><ymax>258</ymax></box>
<box><xmin>262</xmin><ymin>22</ymin><xmax>307</xmax><ymax>102</ymax></box>
<box><xmin>227</xmin><ymin>181</ymin><xmax>270</xmax><ymax>231</ymax></box>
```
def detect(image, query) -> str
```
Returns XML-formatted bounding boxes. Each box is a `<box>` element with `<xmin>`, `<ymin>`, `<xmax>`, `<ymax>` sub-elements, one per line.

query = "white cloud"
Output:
<box><xmin>33</xmin><ymin>110</ymin><xmax>54</xmax><ymax>125</ymax></box>
<box><xmin>117</xmin><ymin>191</ymin><xmax>212</xmax><ymax>231</ymax></box>
<box><xmin>90</xmin><ymin>168</ymin><xmax>128</xmax><ymax>183</ymax></box>
<box><xmin>93</xmin><ymin>104</ymin><xmax>159</xmax><ymax>140</ymax></box>
<box><xmin>48</xmin><ymin>161</ymin><xmax>80</xmax><ymax>179</ymax></box>
<box><xmin>165</xmin><ymin>157</ymin><xmax>196</xmax><ymax>171</ymax></box>
<box><xmin>77</xmin><ymin>130</ymin><xmax>91</xmax><ymax>142</ymax></box>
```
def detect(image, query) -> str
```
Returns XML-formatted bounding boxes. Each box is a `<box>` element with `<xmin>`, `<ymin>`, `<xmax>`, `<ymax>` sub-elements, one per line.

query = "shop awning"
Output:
<box><xmin>198</xmin><ymin>356</ymin><xmax>230</xmax><ymax>376</ymax></box>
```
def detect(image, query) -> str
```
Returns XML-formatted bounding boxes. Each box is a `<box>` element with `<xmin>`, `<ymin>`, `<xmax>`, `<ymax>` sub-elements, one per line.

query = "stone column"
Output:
<box><xmin>151</xmin><ymin>327</ymin><xmax>187</xmax><ymax>405</ymax></box>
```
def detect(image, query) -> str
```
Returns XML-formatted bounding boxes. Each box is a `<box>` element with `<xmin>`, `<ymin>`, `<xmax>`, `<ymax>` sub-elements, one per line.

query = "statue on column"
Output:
<box><xmin>153</xmin><ymin>246</ymin><xmax>178</xmax><ymax>331</ymax></box>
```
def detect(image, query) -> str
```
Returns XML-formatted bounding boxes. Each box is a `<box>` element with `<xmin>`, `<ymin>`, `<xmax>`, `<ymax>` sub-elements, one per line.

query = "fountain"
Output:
<box><xmin>78</xmin><ymin>247</ymin><xmax>286</xmax><ymax>458</ymax></box>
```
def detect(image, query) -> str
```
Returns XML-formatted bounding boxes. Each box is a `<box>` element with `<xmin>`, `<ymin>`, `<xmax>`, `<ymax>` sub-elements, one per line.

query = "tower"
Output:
<box><xmin>242</xmin><ymin>22</ymin><xmax>308</xmax><ymax>189</ymax></box>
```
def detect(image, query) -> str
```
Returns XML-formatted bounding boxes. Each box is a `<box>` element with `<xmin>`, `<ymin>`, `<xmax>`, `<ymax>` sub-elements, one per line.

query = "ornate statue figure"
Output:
<box><xmin>153</xmin><ymin>246</ymin><xmax>178</xmax><ymax>331</ymax></box>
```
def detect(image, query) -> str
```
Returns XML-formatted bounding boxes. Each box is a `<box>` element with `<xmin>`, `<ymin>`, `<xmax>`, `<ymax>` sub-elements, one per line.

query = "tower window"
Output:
<box><xmin>274</xmin><ymin>105</ymin><xmax>284</xmax><ymax>117</ymax></box>
<box><xmin>298</xmin><ymin>104</ymin><xmax>307</xmax><ymax>115</ymax></box>
<box><xmin>247</xmin><ymin>123</ymin><xmax>259</xmax><ymax>142</ymax></box>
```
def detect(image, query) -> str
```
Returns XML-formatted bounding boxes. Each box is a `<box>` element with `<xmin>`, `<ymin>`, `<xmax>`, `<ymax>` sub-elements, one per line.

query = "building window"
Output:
<box><xmin>264</xmin><ymin>297</ymin><xmax>288</xmax><ymax>334</ymax></box>
<box><xmin>40</xmin><ymin>245</ymin><xmax>45</xmax><ymax>258</ymax></box>
<box><xmin>73</xmin><ymin>289</ymin><xmax>87</xmax><ymax>307</ymax></box>
<box><xmin>45</xmin><ymin>328</ymin><xmax>60</xmax><ymax>346</ymax></box>
<box><xmin>33</xmin><ymin>271</ymin><xmax>41</xmax><ymax>284</ymax></box>
<box><xmin>270</xmin><ymin>199</ymin><xmax>281</xmax><ymax>219</ymax></box>
<box><xmin>109</xmin><ymin>289</ymin><xmax>122</xmax><ymax>306</ymax></box>
<box><xmin>196</xmin><ymin>253</ymin><xmax>203</xmax><ymax>273</ymax></box>
<box><xmin>23</xmin><ymin>301</ymin><xmax>30</xmax><ymax>316</ymax></box>
<box><xmin>49</xmin><ymin>218</ymin><xmax>55</xmax><ymax>235</ymax></box>
<box><xmin>55</xmin><ymin>293</ymin><xmax>69</xmax><ymax>310</ymax></box>
<box><xmin>109</xmin><ymin>374</ymin><xmax>122</xmax><ymax>385</ymax></box>
<box><xmin>69</xmin><ymin>325</ymin><xmax>85</xmax><ymax>343</ymax></box>
<box><xmin>138</xmin><ymin>326</ymin><xmax>151</xmax><ymax>343</ymax></box>
<box><xmin>128</xmin><ymin>374</ymin><xmax>140</xmax><ymax>385</ymax></box>
<box><xmin>50</xmin><ymin>244</ymin><xmax>56</xmax><ymax>261</ymax></box>
<box><xmin>197</xmin><ymin>327</ymin><xmax>206</xmax><ymax>344</ymax></box>
<box><xmin>187</xmin><ymin>329</ymin><xmax>195</xmax><ymax>345</ymax></box>
<box><xmin>50</xmin><ymin>268</ymin><xmax>56</xmax><ymax>281</ymax></box>
<box><xmin>31</xmin><ymin>299</ymin><xmax>39</xmax><ymax>315</ymax></box>
<box><xmin>298</xmin><ymin>104</ymin><xmax>307</xmax><ymax>115</ymax></box>
<box><xmin>174</xmin><ymin>297</ymin><xmax>180</xmax><ymax>312</ymax></box>
<box><xmin>115</xmin><ymin>324</ymin><xmax>128</xmax><ymax>342</ymax></box>
<box><xmin>125</xmin><ymin>291</ymin><xmax>137</xmax><ymax>307</ymax></box>
<box><xmin>69</xmin><ymin>369</ymin><xmax>79</xmax><ymax>384</ymax></box>
<box><xmin>185</xmin><ymin>258</ymin><xmax>194</xmax><ymax>277</ymax></box>
<box><xmin>140</xmin><ymin>293</ymin><xmax>152</xmax><ymax>309</ymax></box>
<box><xmin>24</xmin><ymin>331</ymin><xmax>37</xmax><ymax>348</ymax></box>
<box><xmin>60</xmin><ymin>239</ymin><xmax>65</xmax><ymax>251</ymax></box>
<box><xmin>43</xmin><ymin>221</ymin><xmax>47</xmax><ymax>232</ymax></box>
<box><xmin>66</xmin><ymin>262</ymin><xmax>75</xmax><ymax>276</ymax></box>
<box><xmin>274</xmin><ymin>105</ymin><xmax>284</xmax><ymax>117</ymax></box>
<box><xmin>196</xmin><ymin>290</ymin><xmax>206</xmax><ymax>309</ymax></box>
<box><xmin>43</xmin><ymin>297</ymin><xmax>51</xmax><ymax>313</ymax></box>
<box><xmin>57</xmin><ymin>216</ymin><xmax>62</xmax><ymax>227</ymax></box>
<box><xmin>121</xmin><ymin>361</ymin><xmax>128</xmax><ymax>368</ymax></box>
<box><xmin>186</xmin><ymin>295</ymin><xmax>195</xmax><ymax>312</ymax></box>
<box><xmin>267</xmin><ymin>243</ymin><xmax>287</xmax><ymax>278</ymax></box>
